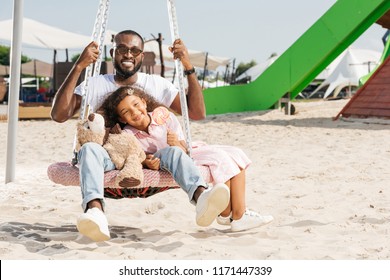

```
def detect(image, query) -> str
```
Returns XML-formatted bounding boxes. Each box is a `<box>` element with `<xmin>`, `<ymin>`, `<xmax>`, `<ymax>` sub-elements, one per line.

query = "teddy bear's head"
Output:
<box><xmin>84</xmin><ymin>113</ymin><xmax>105</xmax><ymax>134</ymax></box>
<box><xmin>76</xmin><ymin>113</ymin><xmax>107</xmax><ymax>150</ymax></box>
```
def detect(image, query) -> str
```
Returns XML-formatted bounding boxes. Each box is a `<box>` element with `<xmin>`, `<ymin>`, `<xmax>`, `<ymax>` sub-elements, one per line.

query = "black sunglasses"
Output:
<box><xmin>115</xmin><ymin>46</ymin><xmax>143</xmax><ymax>57</ymax></box>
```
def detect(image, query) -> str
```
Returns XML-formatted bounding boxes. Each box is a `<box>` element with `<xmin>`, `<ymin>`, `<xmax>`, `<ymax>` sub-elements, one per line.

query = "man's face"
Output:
<box><xmin>111</xmin><ymin>34</ymin><xmax>144</xmax><ymax>79</ymax></box>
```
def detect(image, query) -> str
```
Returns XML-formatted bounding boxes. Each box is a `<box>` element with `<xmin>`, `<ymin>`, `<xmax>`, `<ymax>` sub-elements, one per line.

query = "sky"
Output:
<box><xmin>0</xmin><ymin>0</ymin><xmax>388</xmax><ymax>70</ymax></box>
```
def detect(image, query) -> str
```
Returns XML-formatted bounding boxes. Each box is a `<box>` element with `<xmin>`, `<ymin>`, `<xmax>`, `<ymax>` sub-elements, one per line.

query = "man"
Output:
<box><xmin>51</xmin><ymin>30</ymin><xmax>229</xmax><ymax>242</ymax></box>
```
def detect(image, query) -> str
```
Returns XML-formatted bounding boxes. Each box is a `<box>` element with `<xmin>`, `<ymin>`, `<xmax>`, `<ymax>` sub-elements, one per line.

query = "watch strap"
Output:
<box><xmin>184</xmin><ymin>67</ymin><xmax>195</xmax><ymax>76</ymax></box>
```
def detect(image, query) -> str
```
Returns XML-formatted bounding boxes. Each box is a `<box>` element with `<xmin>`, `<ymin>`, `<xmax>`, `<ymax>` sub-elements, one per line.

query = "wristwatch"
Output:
<box><xmin>184</xmin><ymin>67</ymin><xmax>196</xmax><ymax>76</ymax></box>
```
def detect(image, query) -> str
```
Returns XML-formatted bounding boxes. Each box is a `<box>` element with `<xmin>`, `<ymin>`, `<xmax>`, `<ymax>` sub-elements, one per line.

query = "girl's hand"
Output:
<box><xmin>167</xmin><ymin>130</ymin><xmax>188</xmax><ymax>153</ymax></box>
<box><xmin>167</xmin><ymin>130</ymin><xmax>180</xmax><ymax>147</ymax></box>
<box><xmin>142</xmin><ymin>154</ymin><xmax>160</xmax><ymax>170</ymax></box>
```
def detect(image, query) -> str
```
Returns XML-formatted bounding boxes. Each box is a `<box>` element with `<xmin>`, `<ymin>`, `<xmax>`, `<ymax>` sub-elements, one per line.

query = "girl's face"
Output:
<box><xmin>117</xmin><ymin>95</ymin><xmax>149</xmax><ymax>130</ymax></box>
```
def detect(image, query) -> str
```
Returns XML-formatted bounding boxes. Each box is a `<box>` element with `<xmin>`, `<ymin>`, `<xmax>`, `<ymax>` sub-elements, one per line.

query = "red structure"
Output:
<box><xmin>335</xmin><ymin>55</ymin><xmax>390</xmax><ymax>120</ymax></box>
<box><xmin>335</xmin><ymin>11</ymin><xmax>390</xmax><ymax>120</ymax></box>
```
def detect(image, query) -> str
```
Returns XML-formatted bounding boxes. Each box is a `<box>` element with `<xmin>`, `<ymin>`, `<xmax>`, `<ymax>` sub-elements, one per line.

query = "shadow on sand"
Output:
<box><xmin>0</xmin><ymin>221</ymin><xmax>183</xmax><ymax>256</ymax></box>
<box><xmin>200</xmin><ymin>110</ymin><xmax>388</xmax><ymax>131</ymax></box>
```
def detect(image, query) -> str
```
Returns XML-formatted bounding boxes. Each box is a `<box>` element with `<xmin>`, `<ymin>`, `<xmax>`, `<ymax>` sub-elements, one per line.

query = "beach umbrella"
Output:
<box><xmin>0</xmin><ymin>64</ymin><xmax>10</xmax><ymax>76</ymax></box>
<box><xmin>21</xmin><ymin>59</ymin><xmax>53</xmax><ymax>78</ymax></box>
<box><xmin>1</xmin><ymin>60</ymin><xmax>52</xmax><ymax>77</ymax></box>
<box><xmin>143</xmin><ymin>39</ymin><xmax>231</xmax><ymax>70</ymax></box>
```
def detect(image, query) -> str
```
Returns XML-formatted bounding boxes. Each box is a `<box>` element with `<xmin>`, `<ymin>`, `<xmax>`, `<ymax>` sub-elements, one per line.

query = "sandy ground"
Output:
<box><xmin>0</xmin><ymin>99</ymin><xmax>389</xmax><ymax>260</ymax></box>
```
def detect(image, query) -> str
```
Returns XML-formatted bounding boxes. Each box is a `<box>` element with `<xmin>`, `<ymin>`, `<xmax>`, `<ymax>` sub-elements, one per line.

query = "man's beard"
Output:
<box><xmin>114</xmin><ymin>59</ymin><xmax>143</xmax><ymax>79</ymax></box>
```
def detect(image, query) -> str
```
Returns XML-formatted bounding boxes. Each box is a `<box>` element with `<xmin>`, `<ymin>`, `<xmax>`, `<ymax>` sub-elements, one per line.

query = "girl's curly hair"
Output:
<box><xmin>99</xmin><ymin>86</ymin><xmax>164</xmax><ymax>128</ymax></box>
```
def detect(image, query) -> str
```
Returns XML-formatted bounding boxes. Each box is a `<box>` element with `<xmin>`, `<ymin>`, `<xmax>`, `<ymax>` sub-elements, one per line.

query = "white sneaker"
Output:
<box><xmin>76</xmin><ymin>207</ymin><xmax>110</xmax><ymax>242</ymax></box>
<box><xmin>230</xmin><ymin>209</ymin><xmax>273</xmax><ymax>232</ymax></box>
<box><xmin>196</xmin><ymin>183</ymin><xmax>230</xmax><ymax>227</ymax></box>
<box><xmin>216</xmin><ymin>213</ymin><xmax>232</xmax><ymax>226</ymax></box>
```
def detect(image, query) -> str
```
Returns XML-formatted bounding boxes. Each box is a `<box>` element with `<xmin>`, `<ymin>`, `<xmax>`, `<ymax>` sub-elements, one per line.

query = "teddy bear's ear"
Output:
<box><xmin>88</xmin><ymin>113</ymin><xmax>96</xmax><ymax>122</ymax></box>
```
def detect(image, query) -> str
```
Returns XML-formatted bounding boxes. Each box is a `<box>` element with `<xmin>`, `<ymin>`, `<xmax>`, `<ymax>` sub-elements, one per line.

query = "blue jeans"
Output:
<box><xmin>154</xmin><ymin>146</ymin><xmax>207</xmax><ymax>204</ymax></box>
<box><xmin>78</xmin><ymin>143</ymin><xmax>116</xmax><ymax>211</ymax></box>
<box><xmin>78</xmin><ymin>144</ymin><xmax>206</xmax><ymax>211</ymax></box>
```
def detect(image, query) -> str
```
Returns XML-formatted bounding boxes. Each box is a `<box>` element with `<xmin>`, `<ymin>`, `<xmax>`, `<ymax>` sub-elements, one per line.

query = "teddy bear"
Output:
<box><xmin>76</xmin><ymin>112</ymin><xmax>146</xmax><ymax>188</ymax></box>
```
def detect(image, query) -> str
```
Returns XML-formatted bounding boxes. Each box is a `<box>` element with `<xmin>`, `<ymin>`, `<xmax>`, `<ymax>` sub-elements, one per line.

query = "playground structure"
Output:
<box><xmin>203</xmin><ymin>0</ymin><xmax>390</xmax><ymax>115</ymax></box>
<box><xmin>335</xmin><ymin>10</ymin><xmax>390</xmax><ymax>120</ymax></box>
<box><xmin>358</xmin><ymin>29</ymin><xmax>390</xmax><ymax>86</ymax></box>
<box><xmin>335</xmin><ymin>54</ymin><xmax>390</xmax><ymax>120</ymax></box>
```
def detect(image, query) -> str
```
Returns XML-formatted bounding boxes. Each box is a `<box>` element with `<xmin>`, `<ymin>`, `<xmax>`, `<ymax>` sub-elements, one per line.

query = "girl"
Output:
<box><xmin>100</xmin><ymin>86</ymin><xmax>273</xmax><ymax>232</ymax></box>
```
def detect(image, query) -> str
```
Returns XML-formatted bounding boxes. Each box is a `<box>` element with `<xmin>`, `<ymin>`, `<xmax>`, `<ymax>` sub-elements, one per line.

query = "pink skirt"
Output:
<box><xmin>191</xmin><ymin>141</ymin><xmax>252</xmax><ymax>184</ymax></box>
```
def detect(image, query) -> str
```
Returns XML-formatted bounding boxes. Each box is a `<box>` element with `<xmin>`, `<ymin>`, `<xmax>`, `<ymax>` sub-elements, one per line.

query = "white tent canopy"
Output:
<box><xmin>0</xmin><ymin>18</ymin><xmax>230</xmax><ymax>70</ymax></box>
<box><xmin>310</xmin><ymin>47</ymin><xmax>381</xmax><ymax>99</ymax></box>
<box><xmin>0</xmin><ymin>18</ymin><xmax>91</xmax><ymax>49</ymax></box>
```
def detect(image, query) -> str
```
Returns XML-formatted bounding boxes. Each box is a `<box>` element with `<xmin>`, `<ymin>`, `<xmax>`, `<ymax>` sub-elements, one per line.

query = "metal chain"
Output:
<box><xmin>79</xmin><ymin>0</ymin><xmax>110</xmax><ymax>120</ymax></box>
<box><xmin>72</xmin><ymin>0</ymin><xmax>110</xmax><ymax>165</ymax></box>
<box><xmin>167</xmin><ymin>0</ymin><xmax>193</xmax><ymax>157</ymax></box>
<box><xmin>93</xmin><ymin>0</ymin><xmax>110</xmax><ymax>77</ymax></box>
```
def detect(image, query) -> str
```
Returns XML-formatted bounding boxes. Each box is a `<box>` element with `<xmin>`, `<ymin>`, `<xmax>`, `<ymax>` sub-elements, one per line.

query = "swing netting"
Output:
<box><xmin>47</xmin><ymin>0</ymin><xmax>212</xmax><ymax>198</ymax></box>
<box><xmin>47</xmin><ymin>161</ymin><xmax>212</xmax><ymax>199</ymax></box>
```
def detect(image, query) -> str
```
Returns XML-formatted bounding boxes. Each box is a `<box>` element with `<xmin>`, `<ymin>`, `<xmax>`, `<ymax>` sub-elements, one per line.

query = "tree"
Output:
<box><xmin>0</xmin><ymin>45</ymin><xmax>31</xmax><ymax>66</ymax></box>
<box><xmin>0</xmin><ymin>45</ymin><xmax>9</xmax><ymax>65</ymax></box>
<box><xmin>235</xmin><ymin>59</ymin><xmax>257</xmax><ymax>77</ymax></box>
<box><xmin>71</xmin><ymin>53</ymin><xmax>80</xmax><ymax>63</ymax></box>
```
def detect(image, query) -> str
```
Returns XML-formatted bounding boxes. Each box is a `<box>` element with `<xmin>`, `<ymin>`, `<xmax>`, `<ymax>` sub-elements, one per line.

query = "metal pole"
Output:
<box><xmin>34</xmin><ymin>59</ymin><xmax>38</xmax><ymax>90</ymax></box>
<box><xmin>201</xmin><ymin>52</ymin><xmax>208</xmax><ymax>89</ymax></box>
<box><xmin>157</xmin><ymin>33</ymin><xmax>165</xmax><ymax>77</ymax></box>
<box><xmin>231</xmin><ymin>58</ymin><xmax>236</xmax><ymax>84</ymax></box>
<box><xmin>223</xmin><ymin>64</ymin><xmax>229</xmax><ymax>84</ymax></box>
<box><xmin>6</xmin><ymin>0</ymin><xmax>23</xmax><ymax>183</ymax></box>
<box><xmin>51</xmin><ymin>49</ymin><xmax>57</xmax><ymax>91</ymax></box>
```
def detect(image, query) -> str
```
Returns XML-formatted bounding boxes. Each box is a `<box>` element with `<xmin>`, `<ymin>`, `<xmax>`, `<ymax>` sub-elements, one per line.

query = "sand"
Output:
<box><xmin>0</xmin><ymin>99</ymin><xmax>389</xmax><ymax>260</ymax></box>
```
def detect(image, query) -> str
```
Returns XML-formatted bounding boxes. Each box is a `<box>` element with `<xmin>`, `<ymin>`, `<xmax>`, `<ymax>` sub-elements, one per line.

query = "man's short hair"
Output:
<box><xmin>115</xmin><ymin>30</ymin><xmax>144</xmax><ymax>47</ymax></box>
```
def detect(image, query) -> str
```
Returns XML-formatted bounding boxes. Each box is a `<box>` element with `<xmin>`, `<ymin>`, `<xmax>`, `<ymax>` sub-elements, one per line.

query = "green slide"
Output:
<box><xmin>203</xmin><ymin>0</ymin><xmax>390</xmax><ymax>115</ymax></box>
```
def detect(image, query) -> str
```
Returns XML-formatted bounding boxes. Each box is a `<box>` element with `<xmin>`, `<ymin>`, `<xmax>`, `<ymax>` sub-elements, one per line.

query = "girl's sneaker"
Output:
<box><xmin>230</xmin><ymin>209</ymin><xmax>273</xmax><ymax>232</ymax></box>
<box><xmin>216</xmin><ymin>213</ymin><xmax>232</xmax><ymax>226</ymax></box>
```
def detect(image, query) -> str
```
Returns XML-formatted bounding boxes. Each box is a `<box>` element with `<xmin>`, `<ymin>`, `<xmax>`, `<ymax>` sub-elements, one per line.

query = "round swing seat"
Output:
<box><xmin>47</xmin><ymin>162</ymin><xmax>212</xmax><ymax>199</ymax></box>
